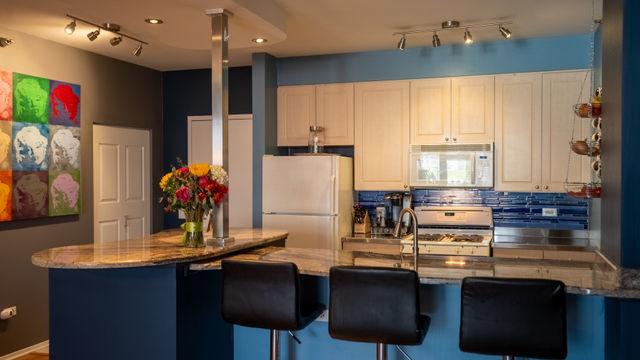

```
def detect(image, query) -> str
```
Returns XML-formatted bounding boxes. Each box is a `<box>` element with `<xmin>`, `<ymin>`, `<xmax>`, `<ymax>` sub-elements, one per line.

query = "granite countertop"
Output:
<box><xmin>190</xmin><ymin>246</ymin><xmax>640</xmax><ymax>299</ymax></box>
<box><xmin>32</xmin><ymin>228</ymin><xmax>288</xmax><ymax>269</ymax></box>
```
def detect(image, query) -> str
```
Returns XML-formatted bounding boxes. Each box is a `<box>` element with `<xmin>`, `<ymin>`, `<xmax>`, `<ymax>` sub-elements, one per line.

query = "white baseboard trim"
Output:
<box><xmin>0</xmin><ymin>340</ymin><xmax>49</xmax><ymax>360</ymax></box>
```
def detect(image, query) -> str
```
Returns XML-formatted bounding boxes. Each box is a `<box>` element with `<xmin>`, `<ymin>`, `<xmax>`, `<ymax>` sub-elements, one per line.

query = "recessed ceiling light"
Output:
<box><xmin>252</xmin><ymin>38</ymin><xmax>267</xmax><ymax>44</ymax></box>
<box><xmin>145</xmin><ymin>18</ymin><xmax>163</xmax><ymax>24</ymax></box>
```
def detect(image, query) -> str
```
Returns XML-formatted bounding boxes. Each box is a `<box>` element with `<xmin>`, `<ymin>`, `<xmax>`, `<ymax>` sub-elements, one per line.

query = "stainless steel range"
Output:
<box><xmin>401</xmin><ymin>206</ymin><xmax>494</xmax><ymax>257</ymax></box>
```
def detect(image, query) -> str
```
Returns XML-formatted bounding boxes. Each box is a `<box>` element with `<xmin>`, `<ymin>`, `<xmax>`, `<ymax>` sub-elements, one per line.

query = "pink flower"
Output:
<box><xmin>178</xmin><ymin>167</ymin><xmax>189</xmax><ymax>174</ymax></box>
<box><xmin>197</xmin><ymin>176</ymin><xmax>210</xmax><ymax>189</ymax></box>
<box><xmin>175</xmin><ymin>186</ymin><xmax>191</xmax><ymax>202</ymax></box>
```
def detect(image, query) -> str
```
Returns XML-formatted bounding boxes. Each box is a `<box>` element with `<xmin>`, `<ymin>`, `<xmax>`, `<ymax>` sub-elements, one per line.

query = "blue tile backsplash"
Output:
<box><xmin>356</xmin><ymin>189</ymin><xmax>589</xmax><ymax>230</ymax></box>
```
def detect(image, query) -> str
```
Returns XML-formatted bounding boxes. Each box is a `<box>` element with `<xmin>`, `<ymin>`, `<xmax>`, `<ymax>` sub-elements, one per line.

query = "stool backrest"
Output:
<box><xmin>221</xmin><ymin>260</ymin><xmax>301</xmax><ymax>330</ymax></box>
<box><xmin>329</xmin><ymin>266</ymin><xmax>422</xmax><ymax>345</ymax></box>
<box><xmin>459</xmin><ymin>277</ymin><xmax>567</xmax><ymax>359</ymax></box>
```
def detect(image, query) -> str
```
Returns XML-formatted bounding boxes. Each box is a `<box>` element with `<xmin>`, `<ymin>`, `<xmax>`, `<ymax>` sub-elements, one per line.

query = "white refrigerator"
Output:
<box><xmin>263</xmin><ymin>155</ymin><xmax>353</xmax><ymax>250</ymax></box>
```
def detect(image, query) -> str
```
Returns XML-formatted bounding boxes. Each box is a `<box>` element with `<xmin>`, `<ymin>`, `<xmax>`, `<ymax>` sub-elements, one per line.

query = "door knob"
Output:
<box><xmin>544</xmin><ymin>185</ymin><xmax>549</xmax><ymax>190</ymax></box>
<box><xmin>535</xmin><ymin>185</ymin><xmax>540</xmax><ymax>190</ymax></box>
<box><xmin>453</xmin><ymin>138</ymin><xmax>458</xmax><ymax>142</ymax></box>
<box><xmin>445</xmin><ymin>137</ymin><xmax>450</xmax><ymax>142</ymax></box>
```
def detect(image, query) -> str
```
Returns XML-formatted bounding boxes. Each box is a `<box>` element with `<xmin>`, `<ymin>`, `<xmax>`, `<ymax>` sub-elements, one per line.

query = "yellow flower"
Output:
<box><xmin>189</xmin><ymin>163</ymin><xmax>210</xmax><ymax>177</ymax></box>
<box><xmin>159</xmin><ymin>172</ymin><xmax>173</xmax><ymax>190</ymax></box>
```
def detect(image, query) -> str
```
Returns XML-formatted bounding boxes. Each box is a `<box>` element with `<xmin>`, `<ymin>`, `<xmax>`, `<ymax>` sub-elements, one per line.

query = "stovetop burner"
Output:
<box><xmin>417</xmin><ymin>233</ymin><xmax>486</xmax><ymax>243</ymax></box>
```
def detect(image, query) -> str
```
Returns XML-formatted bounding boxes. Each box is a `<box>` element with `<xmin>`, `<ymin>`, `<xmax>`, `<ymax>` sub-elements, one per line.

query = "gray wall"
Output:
<box><xmin>0</xmin><ymin>27</ymin><xmax>163</xmax><ymax>356</ymax></box>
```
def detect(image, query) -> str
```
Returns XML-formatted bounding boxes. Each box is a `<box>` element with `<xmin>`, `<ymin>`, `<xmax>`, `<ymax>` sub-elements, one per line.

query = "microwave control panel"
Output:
<box><xmin>475</xmin><ymin>152</ymin><xmax>494</xmax><ymax>187</ymax></box>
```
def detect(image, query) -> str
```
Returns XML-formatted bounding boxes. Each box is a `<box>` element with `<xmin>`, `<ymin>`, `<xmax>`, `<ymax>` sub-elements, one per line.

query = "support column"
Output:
<box><xmin>206</xmin><ymin>9</ymin><xmax>230</xmax><ymax>240</ymax></box>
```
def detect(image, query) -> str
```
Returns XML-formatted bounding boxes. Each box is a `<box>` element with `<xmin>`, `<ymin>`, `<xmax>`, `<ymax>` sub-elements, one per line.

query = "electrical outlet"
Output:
<box><xmin>1</xmin><ymin>306</ymin><xmax>17</xmax><ymax>320</ymax></box>
<box><xmin>542</xmin><ymin>208</ymin><xmax>558</xmax><ymax>217</ymax></box>
<box><xmin>315</xmin><ymin>309</ymin><xmax>329</xmax><ymax>322</ymax></box>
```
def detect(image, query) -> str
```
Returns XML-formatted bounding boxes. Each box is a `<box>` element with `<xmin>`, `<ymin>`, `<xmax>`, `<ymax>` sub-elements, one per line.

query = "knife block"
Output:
<box><xmin>354</xmin><ymin>213</ymin><xmax>371</xmax><ymax>234</ymax></box>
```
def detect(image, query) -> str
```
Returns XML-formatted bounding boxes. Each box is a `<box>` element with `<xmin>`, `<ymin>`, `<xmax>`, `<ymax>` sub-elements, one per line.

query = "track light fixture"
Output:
<box><xmin>499</xmin><ymin>25</ymin><xmax>512</xmax><ymax>39</ymax></box>
<box><xmin>397</xmin><ymin>34</ymin><xmax>406</xmax><ymax>50</ymax></box>
<box><xmin>133</xmin><ymin>44</ymin><xmax>143</xmax><ymax>56</ymax></box>
<box><xmin>64</xmin><ymin>14</ymin><xmax>149</xmax><ymax>57</ymax></box>
<box><xmin>0</xmin><ymin>37</ymin><xmax>14</xmax><ymax>48</ymax></box>
<box><xmin>110</xmin><ymin>36</ymin><xmax>122</xmax><ymax>46</ymax></box>
<box><xmin>393</xmin><ymin>20</ymin><xmax>512</xmax><ymax>48</ymax></box>
<box><xmin>432</xmin><ymin>32</ymin><xmax>441</xmax><ymax>47</ymax></box>
<box><xmin>87</xmin><ymin>29</ymin><xmax>100</xmax><ymax>41</ymax></box>
<box><xmin>464</xmin><ymin>29</ymin><xmax>473</xmax><ymax>45</ymax></box>
<box><xmin>64</xmin><ymin>19</ymin><xmax>76</xmax><ymax>35</ymax></box>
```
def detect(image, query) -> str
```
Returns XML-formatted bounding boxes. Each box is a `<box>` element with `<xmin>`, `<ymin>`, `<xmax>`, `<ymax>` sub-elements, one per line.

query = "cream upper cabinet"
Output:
<box><xmin>277</xmin><ymin>85</ymin><xmax>316</xmax><ymax>146</ymax></box>
<box><xmin>410</xmin><ymin>78</ymin><xmax>452</xmax><ymax>144</ymax></box>
<box><xmin>542</xmin><ymin>71</ymin><xmax>592</xmax><ymax>192</ymax></box>
<box><xmin>317</xmin><ymin>83</ymin><xmax>354</xmax><ymax>145</ymax></box>
<box><xmin>451</xmin><ymin>76</ymin><xmax>495</xmax><ymax>144</ymax></box>
<box><xmin>354</xmin><ymin>81</ymin><xmax>410</xmax><ymax>190</ymax></box>
<box><xmin>495</xmin><ymin>73</ymin><xmax>543</xmax><ymax>192</ymax></box>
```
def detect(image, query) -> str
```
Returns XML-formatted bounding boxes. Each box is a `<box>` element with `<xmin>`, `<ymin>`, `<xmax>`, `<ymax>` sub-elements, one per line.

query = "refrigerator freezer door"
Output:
<box><xmin>263</xmin><ymin>156</ymin><xmax>336</xmax><ymax>215</ymax></box>
<box><xmin>263</xmin><ymin>213</ymin><xmax>338</xmax><ymax>250</ymax></box>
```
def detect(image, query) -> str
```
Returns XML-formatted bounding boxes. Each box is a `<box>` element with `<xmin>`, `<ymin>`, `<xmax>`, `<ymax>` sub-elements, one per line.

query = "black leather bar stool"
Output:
<box><xmin>459</xmin><ymin>277</ymin><xmax>567</xmax><ymax>360</ymax></box>
<box><xmin>329</xmin><ymin>266</ymin><xmax>430</xmax><ymax>360</ymax></box>
<box><xmin>221</xmin><ymin>260</ymin><xmax>325</xmax><ymax>360</ymax></box>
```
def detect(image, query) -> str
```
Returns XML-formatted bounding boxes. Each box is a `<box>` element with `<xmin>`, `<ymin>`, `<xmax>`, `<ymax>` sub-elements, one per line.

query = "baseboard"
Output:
<box><xmin>0</xmin><ymin>340</ymin><xmax>49</xmax><ymax>360</ymax></box>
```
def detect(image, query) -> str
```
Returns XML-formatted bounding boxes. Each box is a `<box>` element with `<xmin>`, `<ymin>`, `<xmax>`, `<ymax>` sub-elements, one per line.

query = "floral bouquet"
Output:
<box><xmin>160</xmin><ymin>162</ymin><xmax>228</xmax><ymax>247</ymax></box>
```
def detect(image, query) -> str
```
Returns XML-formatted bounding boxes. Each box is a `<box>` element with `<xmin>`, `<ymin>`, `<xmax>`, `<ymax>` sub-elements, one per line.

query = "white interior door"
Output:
<box><xmin>262</xmin><ymin>213</ymin><xmax>336</xmax><ymax>250</ymax></box>
<box><xmin>93</xmin><ymin>125</ymin><xmax>151</xmax><ymax>243</ymax></box>
<box><xmin>187</xmin><ymin>115</ymin><xmax>253</xmax><ymax>228</ymax></box>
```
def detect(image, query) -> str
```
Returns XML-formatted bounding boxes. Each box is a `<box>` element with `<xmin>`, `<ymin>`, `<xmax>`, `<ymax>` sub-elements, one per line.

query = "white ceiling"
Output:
<box><xmin>0</xmin><ymin>0</ymin><xmax>602</xmax><ymax>71</ymax></box>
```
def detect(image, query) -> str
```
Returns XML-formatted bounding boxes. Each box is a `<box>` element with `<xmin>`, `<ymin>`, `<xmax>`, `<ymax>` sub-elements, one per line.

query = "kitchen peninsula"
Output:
<box><xmin>31</xmin><ymin>228</ymin><xmax>287</xmax><ymax>360</ymax></box>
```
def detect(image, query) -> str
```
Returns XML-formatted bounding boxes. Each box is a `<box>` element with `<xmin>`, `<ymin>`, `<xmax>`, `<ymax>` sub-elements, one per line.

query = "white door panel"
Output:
<box><xmin>263</xmin><ymin>156</ymin><xmax>335</xmax><ymax>215</ymax></box>
<box><xmin>262</xmin><ymin>214</ymin><xmax>336</xmax><ymax>250</ymax></box>
<box><xmin>93</xmin><ymin>125</ymin><xmax>151</xmax><ymax>243</ymax></box>
<box><xmin>187</xmin><ymin>115</ymin><xmax>253</xmax><ymax>227</ymax></box>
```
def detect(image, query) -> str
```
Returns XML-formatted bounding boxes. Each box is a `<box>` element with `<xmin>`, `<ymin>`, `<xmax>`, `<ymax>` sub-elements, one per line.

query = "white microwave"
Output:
<box><xmin>409</xmin><ymin>144</ymin><xmax>494</xmax><ymax>188</ymax></box>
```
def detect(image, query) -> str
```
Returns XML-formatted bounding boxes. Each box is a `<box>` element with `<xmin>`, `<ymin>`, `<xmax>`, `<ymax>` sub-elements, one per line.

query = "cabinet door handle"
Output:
<box><xmin>453</xmin><ymin>138</ymin><xmax>458</xmax><ymax>142</ymax></box>
<box><xmin>535</xmin><ymin>185</ymin><xmax>540</xmax><ymax>190</ymax></box>
<box><xmin>544</xmin><ymin>185</ymin><xmax>549</xmax><ymax>190</ymax></box>
<box><xmin>445</xmin><ymin>137</ymin><xmax>450</xmax><ymax>142</ymax></box>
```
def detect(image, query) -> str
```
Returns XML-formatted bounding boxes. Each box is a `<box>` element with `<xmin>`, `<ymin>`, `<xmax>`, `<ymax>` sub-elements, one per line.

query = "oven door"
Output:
<box><xmin>409</xmin><ymin>145</ymin><xmax>494</xmax><ymax>188</ymax></box>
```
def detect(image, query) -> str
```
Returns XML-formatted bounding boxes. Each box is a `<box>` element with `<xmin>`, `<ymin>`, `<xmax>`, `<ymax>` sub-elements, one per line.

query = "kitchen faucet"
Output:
<box><xmin>393</xmin><ymin>208</ymin><xmax>419</xmax><ymax>272</ymax></box>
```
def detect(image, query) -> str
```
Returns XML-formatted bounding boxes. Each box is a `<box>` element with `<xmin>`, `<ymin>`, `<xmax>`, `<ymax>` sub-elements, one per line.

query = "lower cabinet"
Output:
<box><xmin>494</xmin><ymin>263</ymin><xmax>593</xmax><ymax>287</ymax></box>
<box><xmin>354</xmin><ymin>80</ymin><xmax>410</xmax><ymax>191</ymax></box>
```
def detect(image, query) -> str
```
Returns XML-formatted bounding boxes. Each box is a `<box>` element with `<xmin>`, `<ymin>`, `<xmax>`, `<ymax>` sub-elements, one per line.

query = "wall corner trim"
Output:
<box><xmin>0</xmin><ymin>340</ymin><xmax>49</xmax><ymax>360</ymax></box>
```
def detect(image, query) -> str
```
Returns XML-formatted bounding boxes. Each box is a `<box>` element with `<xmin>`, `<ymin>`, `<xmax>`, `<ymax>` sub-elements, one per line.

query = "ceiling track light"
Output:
<box><xmin>0</xmin><ymin>37</ymin><xmax>14</xmax><ymax>48</ymax></box>
<box><xmin>64</xmin><ymin>14</ymin><xmax>149</xmax><ymax>56</ymax></box>
<box><xmin>110</xmin><ymin>36</ymin><xmax>122</xmax><ymax>46</ymax></box>
<box><xmin>133</xmin><ymin>44</ymin><xmax>143</xmax><ymax>56</ymax></box>
<box><xmin>499</xmin><ymin>25</ymin><xmax>512</xmax><ymax>39</ymax></box>
<box><xmin>432</xmin><ymin>32</ymin><xmax>441</xmax><ymax>48</ymax></box>
<box><xmin>392</xmin><ymin>20</ymin><xmax>513</xmax><ymax>48</ymax></box>
<box><xmin>397</xmin><ymin>34</ymin><xmax>406</xmax><ymax>50</ymax></box>
<box><xmin>87</xmin><ymin>28</ymin><xmax>100</xmax><ymax>41</ymax></box>
<box><xmin>64</xmin><ymin>19</ymin><xmax>76</xmax><ymax>35</ymax></box>
<box><xmin>464</xmin><ymin>29</ymin><xmax>473</xmax><ymax>45</ymax></box>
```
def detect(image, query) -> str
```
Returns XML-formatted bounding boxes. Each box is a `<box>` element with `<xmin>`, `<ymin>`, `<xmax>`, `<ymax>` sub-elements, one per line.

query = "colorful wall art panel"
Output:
<box><xmin>50</xmin><ymin>81</ymin><xmax>80</xmax><ymax>127</ymax></box>
<box><xmin>0</xmin><ymin>121</ymin><xmax>11</xmax><ymax>171</ymax></box>
<box><xmin>13</xmin><ymin>171</ymin><xmax>48</xmax><ymax>219</ymax></box>
<box><xmin>0</xmin><ymin>70</ymin><xmax>11</xmax><ymax>121</ymax></box>
<box><xmin>0</xmin><ymin>171</ymin><xmax>11</xmax><ymax>221</ymax></box>
<box><xmin>49</xmin><ymin>170</ymin><xmax>80</xmax><ymax>216</ymax></box>
<box><xmin>13</xmin><ymin>73</ymin><xmax>50</xmax><ymax>124</ymax></box>
<box><xmin>0</xmin><ymin>68</ymin><xmax>81</xmax><ymax>222</ymax></box>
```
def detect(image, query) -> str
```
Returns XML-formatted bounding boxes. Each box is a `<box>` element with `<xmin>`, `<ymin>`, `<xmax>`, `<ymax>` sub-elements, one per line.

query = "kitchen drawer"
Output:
<box><xmin>493</xmin><ymin>248</ymin><xmax>544</xmax><ymax>260</ymax></box>
<box><xmin>543</xmin><ymin>266</ymin><xmax>594</xmax><ymax>287</ymax></box>
<box><xmin>342</xmin><ymin>242</ymin><xmax>401</xmax><ymax>255</ymax></box>
<box><xmin>543</xmin><ymin>250</ymin><xmax>596</xmax><ymax>262</ymax></box>
<box><xmin>494</xmin><ymin>264</ymin><xmax>543</xmax><ymax>279</ymax></box>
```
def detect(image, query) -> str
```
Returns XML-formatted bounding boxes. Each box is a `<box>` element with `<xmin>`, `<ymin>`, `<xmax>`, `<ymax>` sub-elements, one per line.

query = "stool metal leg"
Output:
<box><xmin>502</xmin><ymin>356</ymin><xmax>515</xmax><ymax>360</ymax></box>
<box><xmin>270</xmin><ymin>329</ymin><xmax>279</xmax><ymax>360</ymax></box>
<box><xmin>376</xmin><ymin>343</ymin><xmax>387</xmax><ymax>360</ymax></box>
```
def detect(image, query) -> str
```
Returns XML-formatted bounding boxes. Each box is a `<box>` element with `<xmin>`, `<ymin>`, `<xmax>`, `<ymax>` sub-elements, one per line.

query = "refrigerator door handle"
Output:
<box><xmin>330</xmin><ymin>174</ymin><xmax>337</xmax><ymax>215</ymax></box>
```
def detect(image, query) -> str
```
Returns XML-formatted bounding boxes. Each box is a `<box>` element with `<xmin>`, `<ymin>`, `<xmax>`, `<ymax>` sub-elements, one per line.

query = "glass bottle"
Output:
<box><xmin>308</xmin><ymin>125</ymin><xmax>325</xmax><ymax>153</ymax></box>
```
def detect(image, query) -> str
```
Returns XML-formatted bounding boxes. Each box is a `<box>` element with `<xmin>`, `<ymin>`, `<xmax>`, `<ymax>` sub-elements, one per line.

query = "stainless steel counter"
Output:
<box><xmin>492</xmin><ymin>228</ymin><xmax>594</xmax><ymax>251</ymax></box>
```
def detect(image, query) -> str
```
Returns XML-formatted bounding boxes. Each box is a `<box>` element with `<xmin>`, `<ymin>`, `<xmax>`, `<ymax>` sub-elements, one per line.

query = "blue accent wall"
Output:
<box><xmin>234</xmin><ymin>280</ymin><xmax>605</xmax><ymax>360</ymax></box>
<box><xmin>251</xmin><ymin>53</ymin><xmax>279</xmax><ymax>227</ymax></box>
<box><xmin>161</xmin><ymin>67</ymin><xmax>252</xmax><ymax>229</ymax></box>
<box><xmin>277</xmin><ymin>34</ymin><xmax>593</xmax><ymax>85</ymax></box>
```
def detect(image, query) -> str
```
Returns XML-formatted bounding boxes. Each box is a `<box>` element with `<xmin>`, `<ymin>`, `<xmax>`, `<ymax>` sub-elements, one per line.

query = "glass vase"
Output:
<box><xmin>182</xmin><ymin>207</ymin><xmax>204</xmax><ymax>248</ymax></box>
